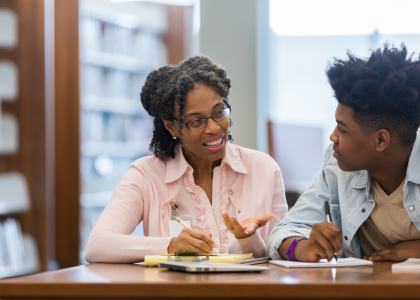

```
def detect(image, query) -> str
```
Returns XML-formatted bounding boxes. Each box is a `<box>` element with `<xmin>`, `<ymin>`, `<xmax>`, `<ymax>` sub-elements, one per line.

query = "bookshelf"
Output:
<box><xmin>54</xmin><ymin>0</ymin><xmax>191</xmax><ymax>269</ymax></box>
<box><xmin>0</xmin><ymin>0</ymin><xmax>49</xmax><ymax>277</ymax></box>
<box><xmin>1</xmin><ymin>0</ymin><xmax>192</xmax><ymax>271</ymax></box>
<box><xmin>78</xmin><ymin>0</ymin><xmax>168</xmax><ymax>263</ymax></box>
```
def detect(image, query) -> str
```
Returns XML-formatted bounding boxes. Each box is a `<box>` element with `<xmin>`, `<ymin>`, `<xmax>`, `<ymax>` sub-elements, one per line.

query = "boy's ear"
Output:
<box><xmin>163</xmin><ymin>119</ymin><xmax>178</xmax><ymax>137</ymax></box>
<box><xmin>376</xmin><ymin>129</ymin><xmax>391</xmax><ymax>152</ymax></box>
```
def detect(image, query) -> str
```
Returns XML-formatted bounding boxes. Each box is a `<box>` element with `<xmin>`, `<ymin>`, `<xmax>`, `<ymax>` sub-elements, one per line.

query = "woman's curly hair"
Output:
<box><xmin>326</xmin><ymin>43</ymin><xmax>420</xmax><ymax>146</ymax></box>
<box><xmin>140</xmin><ymin>56</ymin><xmax>233</xmax><ymax>160</ymax></box>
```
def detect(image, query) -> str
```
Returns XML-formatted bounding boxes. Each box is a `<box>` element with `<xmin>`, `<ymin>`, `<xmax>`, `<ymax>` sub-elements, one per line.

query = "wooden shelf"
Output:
<box><xmin>80</xmin><ymin>0</ymin><xmax>167</xmax><ymax>32</ymax></box>
<box><xmin>0</xmin><ymin>0</ymin><xmax>53</xmax><ymax>272</ymax></box>
<box><xmin>81</xmin><ymin>141</ymin><xmax>149</xmax><ymax>158</ymax></box>
<box><xmin>81</xmin><ymin>96</ymin><xmax>147</xmax><ymax>116</ymax></box>
<box><xmin>82</xmin><ymin>50</ymin><xmax>153</xmax><ymax>73</ymax></box>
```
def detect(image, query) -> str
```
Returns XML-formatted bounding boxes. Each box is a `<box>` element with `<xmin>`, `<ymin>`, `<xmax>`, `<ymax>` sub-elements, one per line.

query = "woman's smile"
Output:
<box><xmin>203</xmin><ymin>135</ymin><xmax>225</xmax><ymax>152</ymax></box>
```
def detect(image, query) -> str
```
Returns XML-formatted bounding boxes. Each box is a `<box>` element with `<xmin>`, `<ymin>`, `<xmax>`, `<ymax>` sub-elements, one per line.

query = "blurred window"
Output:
<box><xmin>267</xmin><ymin>0</ymin><xmax>420</xmax><ymax>194</ymax></box>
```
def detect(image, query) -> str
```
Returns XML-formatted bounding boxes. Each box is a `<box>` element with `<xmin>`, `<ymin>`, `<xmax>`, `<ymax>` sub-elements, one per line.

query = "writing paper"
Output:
<box><xmin>392</xmin><ymin>258</ymin><xmax>420</xmax><ymax>270</ymax></box>
<box><xmin>270</xmin><ymin>257</ymin><xmax>373</xmax><ymax>268</ymax></box>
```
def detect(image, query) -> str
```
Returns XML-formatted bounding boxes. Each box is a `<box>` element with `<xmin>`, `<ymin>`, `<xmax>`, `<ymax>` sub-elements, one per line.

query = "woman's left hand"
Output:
<box><xmin>222</xmin><ymin>209</ymin><xmax>274</xmax><ymax>239</ymax></box>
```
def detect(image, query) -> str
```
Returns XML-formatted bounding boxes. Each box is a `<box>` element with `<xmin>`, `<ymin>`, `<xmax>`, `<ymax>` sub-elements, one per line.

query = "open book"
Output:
<box><xmin>270</xmin><ymin>257</ymin><xmax>373</xmax><ymax>268</ymax></box>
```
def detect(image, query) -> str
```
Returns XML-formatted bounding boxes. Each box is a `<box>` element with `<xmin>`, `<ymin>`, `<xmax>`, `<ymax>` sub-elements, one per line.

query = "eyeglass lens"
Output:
<box><xmin>189</xmin><ymin>108</ymin><xmax>230</xmax><ymax>131</ymax></box>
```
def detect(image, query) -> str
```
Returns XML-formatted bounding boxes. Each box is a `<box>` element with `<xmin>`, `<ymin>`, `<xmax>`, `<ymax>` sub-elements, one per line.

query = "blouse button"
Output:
<box><xmin>361</xmin><ymin>208</ymin><xmax>366</xmax><ymax>213</ymax></box>
<box><xmin>237</xmin><ymin>209</ymin><xmax>241</xmax><ymax>214</ymax></box>
<box><xmin>229</xmin><ymin>190</ymin><xmax>233</xmax><ymax>195</ymax></box>
<box><xmin>344</xmin><ymin>236</ymin><xmax>348</xmax><ymax>240</ymax></box>
<box><xmin>410</xmin><ymin>206</ymin><xmax>415</xmax><ymax>211</ymax></box>
<box><xmin>213</xmin><ymin>231</ymin><xmax>219</xmax><ymax>237</ymax></box>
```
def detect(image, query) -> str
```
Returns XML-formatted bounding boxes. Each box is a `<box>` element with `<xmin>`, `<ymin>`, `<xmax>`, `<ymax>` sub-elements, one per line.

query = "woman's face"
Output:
<box><xmin>166</xmin><ymin>84</ymin><xmax>230</xmax><ymax>162</ymax></box>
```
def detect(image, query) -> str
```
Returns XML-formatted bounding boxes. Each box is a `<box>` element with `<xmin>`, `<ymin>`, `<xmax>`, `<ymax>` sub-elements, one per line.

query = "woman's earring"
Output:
<box><xmin>173</xmin><ymin>136</ymin><xmax>177</xmax><ymax>140</ymax></box>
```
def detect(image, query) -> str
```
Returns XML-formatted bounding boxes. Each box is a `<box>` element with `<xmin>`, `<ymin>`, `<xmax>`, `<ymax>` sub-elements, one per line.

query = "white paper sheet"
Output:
<box><xmin>392</xmin><ymin>258</ymin><xmax>420</xmax><ymax>270</ymax></box>
<box><xmin>270</xmin><ymin>257</ymin><xmax>373</xmax><ymax>268</ymax></box>
<box><xmin>168</xmin><ymin>220</ymin><xmax>192</xmax><ymax>237</ymax></box>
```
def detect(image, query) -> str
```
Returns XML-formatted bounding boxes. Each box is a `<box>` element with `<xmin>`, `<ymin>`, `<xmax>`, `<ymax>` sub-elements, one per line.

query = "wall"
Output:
<box><xmin>268</xmin><ymin>33</ymin><xmax>420</xmax><ymax>149</ymax></box>
<box><xmin>200</xmin><ymin>0</ymin><xmax>257</xmax><ymax>150</ymax></box>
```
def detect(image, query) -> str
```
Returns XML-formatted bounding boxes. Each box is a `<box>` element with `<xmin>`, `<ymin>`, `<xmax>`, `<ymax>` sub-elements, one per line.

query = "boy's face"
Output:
<box><xmin>330</xmin><ymin>104</ymin><xmax>377</xmax><ymax>172</ymax></box>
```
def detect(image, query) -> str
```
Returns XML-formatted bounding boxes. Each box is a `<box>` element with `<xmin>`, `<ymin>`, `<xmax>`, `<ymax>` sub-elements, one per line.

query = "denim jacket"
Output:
<box><xmin>267</xmin><ymin>130</ymin><xmax>420</xmax><ymax>260</ymax></box>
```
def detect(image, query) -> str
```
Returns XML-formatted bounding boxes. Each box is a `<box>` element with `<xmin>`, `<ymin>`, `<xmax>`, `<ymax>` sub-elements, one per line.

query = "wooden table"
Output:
<box><xmin>0</xmin><ymin>262</ymin><xmax>419</xmax><ymax>299</ymax></box>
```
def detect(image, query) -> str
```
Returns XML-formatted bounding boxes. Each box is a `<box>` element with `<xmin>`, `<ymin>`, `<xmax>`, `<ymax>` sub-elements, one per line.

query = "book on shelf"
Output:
<box><xmin>0</xmin><ymin>218</ymin><xmax>26</xmax><ymax>278</ymax></box>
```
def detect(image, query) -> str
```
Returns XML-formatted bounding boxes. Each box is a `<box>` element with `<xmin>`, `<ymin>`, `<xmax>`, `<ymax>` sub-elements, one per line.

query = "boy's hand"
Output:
<box><xmin>294</xmin><ymin>222</ymin><xmax>343</xmax><ymax>262</ymax></box>
<box><xmin>364</xmin><ymin>240</ymin><xmax>420</xmax><ymax>262</ymax></box>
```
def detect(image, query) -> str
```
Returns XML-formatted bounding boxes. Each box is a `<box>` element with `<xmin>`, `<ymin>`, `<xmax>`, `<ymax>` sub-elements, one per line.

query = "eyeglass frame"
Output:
<box><xmin>172</xmin><ymin>100</ymin><xmax>231</xmax><ymax>131</ymax></box>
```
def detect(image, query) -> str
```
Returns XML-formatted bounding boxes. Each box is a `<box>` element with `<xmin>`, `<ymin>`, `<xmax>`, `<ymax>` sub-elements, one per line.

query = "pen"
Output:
<box><xmin>324</xmin><ymin>201</ymin><xmax>338</xmax><ymax>262</ymax></box>
<box><xmin>176</xmin><ymin>217</ymin><xmax>219</xmax><ymax>254</ymax></box>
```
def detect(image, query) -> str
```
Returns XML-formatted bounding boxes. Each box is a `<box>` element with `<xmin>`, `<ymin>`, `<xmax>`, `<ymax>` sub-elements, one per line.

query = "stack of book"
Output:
<box><xmin>0</xmin><ymin>218</ymin><xmax>25</xmax><ymax>278</ymax></box>
<box><xmin>144</xmin><ymin>253</ymin><xmax>254</xmax><ymax>267</ymax></box>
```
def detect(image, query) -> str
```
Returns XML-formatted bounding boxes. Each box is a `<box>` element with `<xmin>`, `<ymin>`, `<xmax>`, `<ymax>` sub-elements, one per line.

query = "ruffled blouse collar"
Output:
<box><xmin>164</xmin><ymin>142</ymin><xmax>247</xmax><ymax>184</ymax></box>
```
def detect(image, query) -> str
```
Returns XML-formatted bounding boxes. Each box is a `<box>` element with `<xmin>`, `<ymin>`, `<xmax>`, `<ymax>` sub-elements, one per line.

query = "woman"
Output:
<box><xmin>85</xmin><ymin>56</ymin><xmax>287</xmax><ymax>263</ymax></box>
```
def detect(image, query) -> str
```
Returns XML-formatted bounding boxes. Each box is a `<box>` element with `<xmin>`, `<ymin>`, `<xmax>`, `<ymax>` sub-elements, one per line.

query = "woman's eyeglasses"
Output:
<box><xmin>173</xmin><ymin>101</ymin><xmax>231</xmax><ymax>131</ymax></box>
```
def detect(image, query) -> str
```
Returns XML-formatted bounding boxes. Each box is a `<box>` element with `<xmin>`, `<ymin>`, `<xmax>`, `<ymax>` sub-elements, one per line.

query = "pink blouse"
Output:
<box><xmin>85</xmin><ymin>142</ymin><xmax>287</xmax><ymax>263</ymax></box>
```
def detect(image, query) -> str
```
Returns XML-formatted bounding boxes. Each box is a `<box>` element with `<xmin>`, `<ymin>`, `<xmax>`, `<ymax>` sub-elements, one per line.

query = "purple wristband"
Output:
<box><xmin>286</xmin><ymin>238</ymin><xmax>308</xmax><ymax>261</ymax></box>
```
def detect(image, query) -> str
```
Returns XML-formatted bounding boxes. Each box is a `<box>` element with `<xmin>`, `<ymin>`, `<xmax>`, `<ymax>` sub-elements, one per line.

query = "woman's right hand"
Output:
<box><xmin>167</xmin><ymin>227</ymin><xmax>217</xmax><ymax>254</ymax></box>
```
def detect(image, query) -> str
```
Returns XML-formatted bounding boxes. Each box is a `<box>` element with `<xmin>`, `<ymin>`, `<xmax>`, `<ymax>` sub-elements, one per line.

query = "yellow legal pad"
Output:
<box><xmin>144</xmin><ymin>253</ymin><xmax>253</xmax><ymax>266</ymax></box>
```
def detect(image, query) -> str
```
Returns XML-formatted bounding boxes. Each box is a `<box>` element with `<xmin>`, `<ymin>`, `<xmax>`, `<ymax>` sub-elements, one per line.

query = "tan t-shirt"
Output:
<box><xmin>358</xmin><ymin>177</ymin><xmax>420</xmax><ymax>256</ymax></box>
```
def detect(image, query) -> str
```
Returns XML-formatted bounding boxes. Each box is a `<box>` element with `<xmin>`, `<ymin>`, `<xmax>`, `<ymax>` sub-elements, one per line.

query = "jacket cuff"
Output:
<box><xmin>267</xmin><ymin>229</ymin><xmax>311</xmax><ymax>260</ymax></box>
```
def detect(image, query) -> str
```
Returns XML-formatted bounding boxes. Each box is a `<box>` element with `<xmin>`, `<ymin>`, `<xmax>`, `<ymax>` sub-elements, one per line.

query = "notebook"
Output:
<box><xmin>270</xmin><ymin>257</ymin><xmax>373</xmax><ymax>268</ymax></box>
<box><xmin>238</xmin><ymin>256</ymin><xmax>271</xmax><ymax>265</ymax></box>
<box><xmin>144</xmin><ymin>253</ymin><xmax>253</xmax><ymax>266</ymax></box>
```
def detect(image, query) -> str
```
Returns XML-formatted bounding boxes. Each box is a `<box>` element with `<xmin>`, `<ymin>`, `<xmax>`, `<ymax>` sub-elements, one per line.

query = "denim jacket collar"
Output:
<box><xmin>351</xmin><ymin>130</ymin><xmax>420</xmax><ymax>190</ymax></box>
<box><xmin>406</xmin><ymin>129</ymin><xmax>420</xmax><ymax>185</ymax></box>
<box><xmin>352</xmin><ymin>170</ymin><xmax>370</xmax><ymax>190</ymax></box>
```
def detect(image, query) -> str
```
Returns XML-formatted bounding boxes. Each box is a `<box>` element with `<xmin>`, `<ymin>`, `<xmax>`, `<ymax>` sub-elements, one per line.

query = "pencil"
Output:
<box><xmin>324</xmin><ymin>201</ymin><xmax>338</xmax><ymax>262</ymax></box>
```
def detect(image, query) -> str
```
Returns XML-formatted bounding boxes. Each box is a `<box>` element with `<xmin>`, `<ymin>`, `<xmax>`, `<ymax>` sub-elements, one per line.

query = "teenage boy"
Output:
<box><xmin>267</xmin><ymin>44</ymin><xmax>420</xmax><ymax>262</ymax></box>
